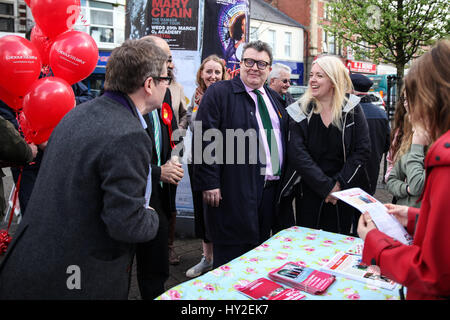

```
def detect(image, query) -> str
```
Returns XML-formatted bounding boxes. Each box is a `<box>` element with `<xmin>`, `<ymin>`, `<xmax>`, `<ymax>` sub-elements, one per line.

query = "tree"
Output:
<box><xmin>323</xmin><ymin>0</ymin><xmax>449</xmax><ymax>89</ymax></box>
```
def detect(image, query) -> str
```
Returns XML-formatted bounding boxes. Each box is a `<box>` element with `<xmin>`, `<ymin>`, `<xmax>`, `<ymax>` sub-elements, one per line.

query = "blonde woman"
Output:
<box><xmin>282</xmin><ymin>55</ymin><xmax>370</xmax><ymax>235</ymax></box>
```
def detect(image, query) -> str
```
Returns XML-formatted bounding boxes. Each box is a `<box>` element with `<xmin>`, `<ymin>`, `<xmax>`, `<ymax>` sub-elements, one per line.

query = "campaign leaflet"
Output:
<box><xmin>238</xmin><ymin>277</ymin><xmax>306</xmax><ymax>300</ymax></box>
<box><xmin>321</xmin><ymin>251</ymin><xmax>398</xmax><ymax>290</ymax></box>
<box><xmin>268</xmin><ymin>262</ymin><xmax>335</xmax><ymax>295</ymax></box>
<box><xmin>332</xmin><ymin>188</ymin><xmax>413</xmax><ymax>245</ymax></box>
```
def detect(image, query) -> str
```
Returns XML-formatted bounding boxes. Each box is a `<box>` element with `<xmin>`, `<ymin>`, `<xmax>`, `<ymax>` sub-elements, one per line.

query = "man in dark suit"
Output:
<box><xmin>194</xmin><ymin>41</ymin><xmax>289</xmax><ymax>268</ymax></box>
<box><xmin>134</xmin><ymin>36</ymin><xmax>184</xmax><ymax>300</ymax></box>
<box><xmin>0</xmin><ymin>39</ymin><xmax>169</xmax><ymax>299</ymax></box>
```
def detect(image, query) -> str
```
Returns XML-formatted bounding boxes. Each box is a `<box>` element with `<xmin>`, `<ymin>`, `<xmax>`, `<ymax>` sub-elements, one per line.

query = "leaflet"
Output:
<box><xmin>332</xmin><ymin>188</ymin><xmax>413</xmax><ymax>245</ymax></box>
<box><xmin>237</xmin><ymin>278</ymin><xmax>306</xmax><ymax>300</ymax></box>
<box><xmin>321</xmin><ymin>251</ymin><xmax>398</xmax><ymax>290</ymax></box>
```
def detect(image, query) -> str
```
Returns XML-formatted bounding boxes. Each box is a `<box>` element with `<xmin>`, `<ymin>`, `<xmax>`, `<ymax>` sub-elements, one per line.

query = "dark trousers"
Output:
<box><xmin>212</xmin><ymin>180</ymin><xmax>278</xmax><ymax>269</ymax></box>
<box><xmin>188</xmin><ymin>163</ymin><xmax>209</xmax><ymax>242</ymax></box>
<box><xmin>10</xmin><ymin>150</ymin><xmax>43</xmax><ymax>216</ymax></box>
<box><xmin>135</xmin><ymin>212</ymin><xmax>169</xmax><ymax>300</ymax></box>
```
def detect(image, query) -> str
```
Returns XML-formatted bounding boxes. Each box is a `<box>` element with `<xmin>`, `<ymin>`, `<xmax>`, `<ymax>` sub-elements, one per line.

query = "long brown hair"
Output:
<box><xmin>404</xmin><ymin>40</ymin><xmax>450</xmax><ymax>142</ymax></box>
<box><xmin>390</xmin><ymin>86</ymin><xmax>413</xmax><ymax>162</ymax></box>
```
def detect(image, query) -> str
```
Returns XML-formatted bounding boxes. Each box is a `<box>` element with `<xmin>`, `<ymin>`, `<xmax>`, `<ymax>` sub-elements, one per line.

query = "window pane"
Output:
<box><xmin>284</xmin><ymin>32</ymin><xmax>292</xmax><ymax>57</ymax></box>
<box><xmin>250</xmin><ymin>27</ymin><xmax>258</xmax><ymax>42</ymax></box>
<box><xmin>90</xmin><ymin>9</ymin><xmax>113</xmax><ymax>26</ymax></box>
<box><xmin>0</xmin><ymin>3</ymin><xmax>13</xmax><ymax>15</ymax></box>
<box><xmin>328</xmin><ymin>34</ymin><xmax>335</xmax><ymax>54</ymax></box>
<box><xmin>89</xmin><ymin>1</ymin><xmax>113</xmax><ymax>10</ymax></box>
<box><xmin>90</xmin><ymin>26</ymin><xmax>114</xmax><ymax>43</ymax></box>
<box><xmin>268</xmin><ymin>30</ymin><xmax>276</xmax><ymax>51</ymax></box>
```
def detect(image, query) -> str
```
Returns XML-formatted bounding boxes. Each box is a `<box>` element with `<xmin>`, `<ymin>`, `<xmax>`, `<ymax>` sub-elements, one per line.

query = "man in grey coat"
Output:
<box><xmin>0</xmin><ymin>39</ymin><xmax>170</xmax><ymax>299</ymax></box>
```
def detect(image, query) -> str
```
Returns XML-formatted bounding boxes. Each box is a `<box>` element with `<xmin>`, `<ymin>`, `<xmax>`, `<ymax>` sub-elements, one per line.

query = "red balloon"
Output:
<box><xmin>30</xmin><ymin>25</ymin><xmax>53</xmax><ymax>66</ymax></box>
<box><xmin>0</xmin><ymin>86</ymin><xmax>24</xmax><ymax>111</ymax></box>
<box><xmin>30</xmin><ymin>0</ymin><xmax>80</xmax><ymax>39</ymax></box>
<box><xmin>22</xmin><ymin>77</ymin><xmax>75</xmax><ymax>137</ymax></box>
<box><xmin>18</xmin><ymin>112</ymin><xmax>34</xmax><ymax>142</ymax></box>
<box><xmin>49</xmin><ymin>30</ymin><xmax>98</xmax><ymax>85</ymax></box>
<box><xmin>0</xmin><ymin>35</ymin><xmax>42</xmax><ymax>97</ymax></box>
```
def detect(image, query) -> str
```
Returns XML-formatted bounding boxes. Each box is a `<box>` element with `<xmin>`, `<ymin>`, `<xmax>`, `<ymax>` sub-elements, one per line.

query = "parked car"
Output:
<box><xmin>288</xmin><ymin>85</ymin><xmax>308</xmax><ymax>100</ymax></box>
<box><xmin>356</xmin><ymin>91</ymin><xmax>385</xmax><ymax>110</ymax></box>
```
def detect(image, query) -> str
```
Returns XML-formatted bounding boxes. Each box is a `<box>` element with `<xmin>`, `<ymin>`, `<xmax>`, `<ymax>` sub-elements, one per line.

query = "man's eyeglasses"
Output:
<box><xmin>143</xmin><ymin>76</ymin><xmax>172</xmax><ymax>86</ymax></box>
<box><xmin>154</xmin><ymin>76</ymin><xmax>172</xmax><ymax>85</ymax></box>
<box><xmin>279</xmin><ymin>79</ymin><xmax>291</xmax><ymax>84</ymax></box>
<box><xmin>242</xmin><ymin>58</ymin><xmax>270</xmax><ymax>70</ymax></box>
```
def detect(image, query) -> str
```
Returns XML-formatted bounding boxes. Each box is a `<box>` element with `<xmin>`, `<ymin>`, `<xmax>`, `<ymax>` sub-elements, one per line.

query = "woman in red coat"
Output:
<box><xmin>357</xmin><ymin>39</ymin><xmax>450</xmax><ymax>300</ymax></box>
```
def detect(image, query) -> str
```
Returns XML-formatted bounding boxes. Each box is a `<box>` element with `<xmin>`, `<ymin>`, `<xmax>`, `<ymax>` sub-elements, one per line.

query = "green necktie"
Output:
<box><xmin>151</xmin><ymin>109</ymin><xmax>161</xmax><ymax>166</ymax></box>
<box><xmin>253</xmin><ymin>89</ymin><xmax>280</xmax><ymax>176</ymax></box>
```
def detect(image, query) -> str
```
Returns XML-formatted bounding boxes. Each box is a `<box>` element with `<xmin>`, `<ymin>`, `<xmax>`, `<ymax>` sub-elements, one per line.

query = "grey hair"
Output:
<box><xmin>241</xmin><ymin>40</ymin><xmax>273</xmax><ymax>65</ymax></box>
<box><xmin>268</xmin><ymin>63</ymin><xmax>292</xmax><ymax>82</ymax></box>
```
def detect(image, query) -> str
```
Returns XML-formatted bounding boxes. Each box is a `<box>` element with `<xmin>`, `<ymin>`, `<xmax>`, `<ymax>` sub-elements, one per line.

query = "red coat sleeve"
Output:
<box><xmin>407</xmin><ymin>207</ymin><xmax>420</xmax><ymax>235</ymax></box>
<box><xmin>362</xmin><ymin>165</ymin><xmax>450</xmax><ymax>298</ymax></box>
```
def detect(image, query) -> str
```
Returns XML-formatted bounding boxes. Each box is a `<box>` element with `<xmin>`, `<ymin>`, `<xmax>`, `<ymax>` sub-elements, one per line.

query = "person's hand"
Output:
<box><xmin>203</xmin><ymin>188</ymin><xmax>222</xmax><ymax>207</ymax></box>
<box><xmin>412</xmin><ymin>124</ymin><xmax>431</xmax><ymax>146</ymax></box>
<box><xmin>357</xmin><ymin>212</ymin><xmax>377</xmax><ymax>241</ymax></box>
<box><xmin>160</xmin><ymin>160</ymin><xmax>184</xmax><ymax>185</ymax></box>
<box><xmin>28</xmin><ymin>143</ymin><xmax>38</xmax><ymax>159</ymax></box>
<box><xmin>385</xmin><ymin>203</ymin><xmax>409</xmax><ymax>227</ymax></box>
<box><xmin>325</xmin><ymin>181</ymin><xmax>341</xmax><ymax>205</ymax></box>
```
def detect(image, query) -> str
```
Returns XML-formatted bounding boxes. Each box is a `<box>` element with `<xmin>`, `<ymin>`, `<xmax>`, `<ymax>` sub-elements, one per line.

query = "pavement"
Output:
<box><xmin>1</xmin><ymin>166</ymin><xmax>393</xmax><ymax>300</ymax></box>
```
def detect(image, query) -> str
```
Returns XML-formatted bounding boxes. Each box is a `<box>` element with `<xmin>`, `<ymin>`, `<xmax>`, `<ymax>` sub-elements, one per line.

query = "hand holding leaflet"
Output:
<box><xmin>332</xmin><ymin>188</ymin><xmax>413</xmax><ymax>245</ymax></box>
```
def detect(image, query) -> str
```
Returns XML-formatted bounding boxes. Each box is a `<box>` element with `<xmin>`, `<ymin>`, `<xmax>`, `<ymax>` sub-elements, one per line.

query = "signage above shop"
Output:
<box><xmin>346</xmin><ymin>60</ymin><xmax>377</xmax><ymax>74</ymax></box>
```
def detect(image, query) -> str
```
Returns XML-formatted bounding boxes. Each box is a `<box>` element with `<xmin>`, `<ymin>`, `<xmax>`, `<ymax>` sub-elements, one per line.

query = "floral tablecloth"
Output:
<box><xmin>157</xmin><ymin>226</ymin><xmax>400</xmax><ymax>300</ymax></box>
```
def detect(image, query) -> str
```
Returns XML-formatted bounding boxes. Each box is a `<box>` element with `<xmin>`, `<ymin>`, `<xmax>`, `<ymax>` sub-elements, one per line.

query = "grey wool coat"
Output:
<box><xmin>0</xmin><ymin>95</ymin><xmax>159</xmax><ymax>299</ymax></box>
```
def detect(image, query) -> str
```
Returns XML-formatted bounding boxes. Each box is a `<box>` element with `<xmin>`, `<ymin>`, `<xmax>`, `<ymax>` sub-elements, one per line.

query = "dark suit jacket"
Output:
<box><xmin>144</xmin><ymin>89</ymin><xmax>180</xmax><ymax>218</ymax></box>
<box><xmin>193</xmin><ymin>76</ymin><xmax>289</xmax><ymax>245</ymax></box>
<box><xmin>0</xmin><ymin>95</ymin><xmax>159</xmax><ymax>299</ymax></box>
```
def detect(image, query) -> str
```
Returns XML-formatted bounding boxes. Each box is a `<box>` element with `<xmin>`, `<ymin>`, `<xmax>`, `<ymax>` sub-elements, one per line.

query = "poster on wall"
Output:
<box><xmin>126</xmin><ymin>0</ymin><xmax>199</xmax><ymax>50</ymax></box>
<box><xmin>202</xmin><ymin>0</ymin><xmax>250</xmax><ymax>76</ymax></box>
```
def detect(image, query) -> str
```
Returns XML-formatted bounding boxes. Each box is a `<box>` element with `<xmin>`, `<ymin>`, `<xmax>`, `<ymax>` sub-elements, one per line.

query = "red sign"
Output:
<box><xmin>346</xmin><ymin>60</ymin><xmax>377</xmax><ymax>74</ymax></box>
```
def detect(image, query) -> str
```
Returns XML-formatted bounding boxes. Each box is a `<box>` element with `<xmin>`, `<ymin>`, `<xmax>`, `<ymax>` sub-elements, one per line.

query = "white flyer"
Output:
<box><xmin>332</xmin><ymin>188</ymin><xmax>413</xmax><ymax>245</ymax></box>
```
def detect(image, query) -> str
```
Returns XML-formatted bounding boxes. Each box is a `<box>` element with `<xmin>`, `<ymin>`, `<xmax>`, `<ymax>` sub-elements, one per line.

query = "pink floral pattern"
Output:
<box><xmin>156</xmin><ymin>226</ymin><xmax>399</xmax><ymax>300</ymax></box>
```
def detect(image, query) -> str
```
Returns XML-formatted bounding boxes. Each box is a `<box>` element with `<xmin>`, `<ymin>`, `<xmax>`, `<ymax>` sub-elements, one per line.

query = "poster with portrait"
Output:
<box><xmin>126</xmin><ymin>0</ymin><xmax>199</xmax><ymax>50</ymax></box>
<box><xmin>202</xmin><ymin>0</ymin><xmax>250</xmax><ymax>76</ymax></box>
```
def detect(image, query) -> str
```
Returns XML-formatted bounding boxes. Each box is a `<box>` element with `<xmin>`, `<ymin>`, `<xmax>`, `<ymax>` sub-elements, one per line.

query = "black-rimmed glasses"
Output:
<box><xmin>154</xmin><ymin>76</ymin><xmax>172</xmax><ymax>85</ymax></box>
<box><xmin>242</xmin><ymin>58</ymin><xmax>270</xmax><ymax>70</ymax></box>
<box><xmin>143</xmin><ymin>76</ymin><xmax>173</xmax><ymax>86</ymax></box>
<box><xmin>279</xmin><ymin>79</ymin><xmax>291</xmax><ymax>84</ymax></box>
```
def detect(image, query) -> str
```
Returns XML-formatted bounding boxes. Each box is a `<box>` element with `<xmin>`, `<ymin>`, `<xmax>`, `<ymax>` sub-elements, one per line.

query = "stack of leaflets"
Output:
<box><xmin>321</xmin><ymin>251</ymin><xmax>398</xmax><ymax>290</ymax></box>
<box><xmin>268</xmin><ymin>262</ymin><xmax>336</xmax><ymax>295</ymax></box>
<box><xmin>238</xmin><ymin>278</ymin><xmax>306</xmax><ymax>300</ymax></box>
